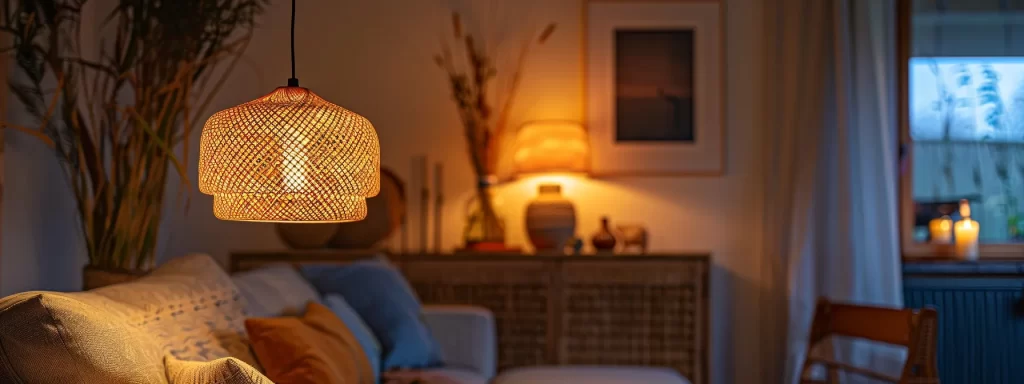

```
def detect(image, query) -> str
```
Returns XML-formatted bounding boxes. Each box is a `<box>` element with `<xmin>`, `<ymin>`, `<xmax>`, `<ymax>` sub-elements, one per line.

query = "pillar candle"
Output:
<box><xmin>929</xmin><ymin>216</ymin><xmax>953</xmax><ymax>244</ymax></box>
<box><xmin>954</xmin><ymin>200</ymin><xmax>979</xmax><ymax>261</ymax></box>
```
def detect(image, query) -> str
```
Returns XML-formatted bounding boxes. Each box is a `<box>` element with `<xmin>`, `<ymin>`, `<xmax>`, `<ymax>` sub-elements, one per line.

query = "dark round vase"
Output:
<box><xmin>591</xmin><ymin>216</ymin><xmax>617</xmax><ymax>252</ymax></box>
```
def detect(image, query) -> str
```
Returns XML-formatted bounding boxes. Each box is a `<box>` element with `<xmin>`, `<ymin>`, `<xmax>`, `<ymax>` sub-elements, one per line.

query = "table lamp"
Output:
<box><xmin>511</xmin><ymin>121</ymin><xmax>590</xmax><ymax>251</ymax></box>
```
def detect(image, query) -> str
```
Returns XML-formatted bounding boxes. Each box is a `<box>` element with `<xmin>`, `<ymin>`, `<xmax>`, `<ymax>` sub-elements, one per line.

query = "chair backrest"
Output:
<box><xmin>800</xmin><ymin>298</ymin><xmax>939</xmax><ymax>384</ymax></box>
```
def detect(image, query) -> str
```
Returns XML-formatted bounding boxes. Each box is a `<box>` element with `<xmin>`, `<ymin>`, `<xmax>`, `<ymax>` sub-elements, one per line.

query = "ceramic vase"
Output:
<box><xmin>525</xmin><ymin>184</ymin><xmax>577</xmax><ymax>251</ymax></box>
<box><xmin>463</xmin><ymin>177</ymin><xmax>506</xmax><ymax>248</ymax></box>
<box><xmin>591</xmin><ymin>216</ymin><xmax>617</xmax><ymax>252</ymax></box>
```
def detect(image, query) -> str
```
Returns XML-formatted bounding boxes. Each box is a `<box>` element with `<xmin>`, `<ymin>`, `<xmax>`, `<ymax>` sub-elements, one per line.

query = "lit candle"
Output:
<box><xmin>929</xmin><ymin>216</ymin><xmax>953</xmax><ymax>244</ymax></box>
<box><xmin>954</xmin><ymin>200</ymin><xmax>979</xmax><ymax>260</ymax></box>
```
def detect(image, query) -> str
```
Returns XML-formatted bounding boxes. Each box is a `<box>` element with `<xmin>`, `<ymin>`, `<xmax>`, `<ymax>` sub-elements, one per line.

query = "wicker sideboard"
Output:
<box><xmin>230</xmin><ymin>251</ymin><xmax>710</xmax><ymax>384</ymax></box>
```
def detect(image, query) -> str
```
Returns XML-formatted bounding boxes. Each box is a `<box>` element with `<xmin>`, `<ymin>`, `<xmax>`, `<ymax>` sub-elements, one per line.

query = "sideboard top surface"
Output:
<box><xmin>230</xmin><ymin>250</ymin><xmax>712</xmax><ymax>270</ymax></box>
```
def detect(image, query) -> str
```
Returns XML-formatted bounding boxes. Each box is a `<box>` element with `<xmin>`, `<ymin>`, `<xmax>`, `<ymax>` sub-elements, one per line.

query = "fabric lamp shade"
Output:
<box><xmin>199</xmin><ymin>87</ymin><xmax>380</xmax><ymax>222</ymax></box>
<box><xmin>511</xmin><ymin>121</ymin><xmax>590</xmax><ymax>175</ymax></box>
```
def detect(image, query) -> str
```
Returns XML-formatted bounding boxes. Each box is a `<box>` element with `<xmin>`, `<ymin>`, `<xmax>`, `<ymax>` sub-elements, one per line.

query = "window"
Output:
<box><xmin>902</xmin><ymin>0</ymin><xmax>1024</xmax><ymax>256</ymax></box>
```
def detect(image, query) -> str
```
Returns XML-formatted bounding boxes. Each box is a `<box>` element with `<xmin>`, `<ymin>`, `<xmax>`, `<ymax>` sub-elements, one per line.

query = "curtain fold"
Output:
<box><xmin>760</xmin><ymin>1</ymin><xmax>902</xmax><ymax>383</ymax></box>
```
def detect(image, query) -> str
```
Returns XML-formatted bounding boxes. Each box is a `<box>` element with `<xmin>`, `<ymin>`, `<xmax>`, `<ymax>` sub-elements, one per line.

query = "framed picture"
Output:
<box><xmin>585</xmin><ymin>0</ymin><xmax>724</xmax><ymax>176</ymax></box>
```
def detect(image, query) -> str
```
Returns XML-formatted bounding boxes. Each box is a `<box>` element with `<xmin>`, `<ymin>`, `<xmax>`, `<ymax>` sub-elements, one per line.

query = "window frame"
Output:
<box><xmin>898</xmin><ymin>0</ymin><xmax>1024</xmax><ymax>259</ymax></box>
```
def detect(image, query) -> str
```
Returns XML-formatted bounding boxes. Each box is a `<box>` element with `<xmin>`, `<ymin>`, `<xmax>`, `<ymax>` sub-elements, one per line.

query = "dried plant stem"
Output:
<box><xmin>1</xmin><ymin>123</ymin><xmax>55</xmax><ymax>146</ymax></box>
<box><xmin>2</xmin><ymin>0</ymin><xmax>265</xmax><ymax>270</ymax></box>
<box><xmin>436</xmin><ymin>9</ymin><xmax>554</xmax><ymax>243</ymax></box>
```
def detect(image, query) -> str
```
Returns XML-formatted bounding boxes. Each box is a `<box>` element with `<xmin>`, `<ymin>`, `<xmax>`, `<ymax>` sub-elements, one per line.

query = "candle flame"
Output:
<box><xmin>959</xmin><ymin>199</ymin><xmax>972</xmax><ymax>218</ymax></box>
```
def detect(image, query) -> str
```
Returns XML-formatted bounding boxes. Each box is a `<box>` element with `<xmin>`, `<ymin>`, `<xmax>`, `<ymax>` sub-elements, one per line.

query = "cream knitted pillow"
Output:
<box><xmin>0</xmin><ymin>254</ymin><xmax>256</xmax><ymax>383</ymax></box>
<box><xmin>165</xmin><ymin>356</ymin><xmax>273</xmax><ymax>384</ymax></box>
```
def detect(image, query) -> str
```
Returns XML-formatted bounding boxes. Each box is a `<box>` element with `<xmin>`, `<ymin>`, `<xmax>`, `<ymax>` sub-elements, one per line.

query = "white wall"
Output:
<box><xmin>1</xmin><ymin>113</ymin><xmax>86</xmax><ymax>294</ymax></box>
<box><xmin>3</xmin><ymin>1</ymin><xmax>765</xmax><ymax>382</ymax></box>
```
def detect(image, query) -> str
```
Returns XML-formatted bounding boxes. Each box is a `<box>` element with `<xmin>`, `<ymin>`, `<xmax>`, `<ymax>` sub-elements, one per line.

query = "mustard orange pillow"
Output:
<box><xmin>245</xmin><ymin>302</ymin><xmax>374</xmax><ymax>384</ymax></box>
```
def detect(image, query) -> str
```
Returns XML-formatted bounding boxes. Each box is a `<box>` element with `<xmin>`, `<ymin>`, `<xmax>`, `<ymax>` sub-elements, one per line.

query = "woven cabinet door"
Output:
<box><xmin>559</xmin><ymin>260</ymin><xmax>708</xmax><ymax>384</ymax></box>
<box><xmin>401</xmin><ymin>260</ymin><xmax>557</xmax><ymax>370</ymax></box>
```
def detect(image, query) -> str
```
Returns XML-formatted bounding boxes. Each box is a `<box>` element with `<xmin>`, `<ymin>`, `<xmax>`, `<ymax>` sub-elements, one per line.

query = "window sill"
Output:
<box><xmin>903</xmin><ymin>256</ymin><xmax>1024</xmax><ymax>275</ymax></box>
<box><xmin>903</xmin><ymin>243</ymin><xmax>1024</xmax><ymax>260</ymax></box>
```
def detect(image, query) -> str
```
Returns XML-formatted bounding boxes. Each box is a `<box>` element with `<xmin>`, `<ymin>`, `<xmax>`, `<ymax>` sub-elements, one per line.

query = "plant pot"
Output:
<box><xmin>82</xmin><ymin>266</ymin><xmax>147</xmax><ymax>291</ymax></box>
<box><xmin>276</xmin><ymin>223</ymin><xmax>339</xmax><ymax>249</ymax></box>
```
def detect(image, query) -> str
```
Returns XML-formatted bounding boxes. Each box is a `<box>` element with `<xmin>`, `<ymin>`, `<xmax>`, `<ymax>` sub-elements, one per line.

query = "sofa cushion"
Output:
<box><xmin>421</xmin><ymin>305</ymin><xmax>497</xmax><ymax>379</ymax></box>
<box><xmin>382</xmin><ymin>368</ymin><xmax>486</xmax><ymax>384</ymax></box>
<box><xmin>417</xmin><ymin>368</ymin><xmax>488</xmax><ymax>384</ymax></box>
<box><xmin>91</xmin><ymin>254</ymin><xmax>256</xmax><ymax>365</ymax></box>
<box><xmin>245</xmin><ymin>301</ymin><xmax>373</xmax><ymax>384</ymax></box>
<box><xmin>0</xmin><ymin>293</ymin><xmax>167</xmax><ymax>384</ymax></box>
<box><xmin>165</xmin><ymin>356</ymin><xmax>272</xmax><ymax>384</ymax></box>
<box><xmin>232</xmin><ymin>264</ymin><xmax>321</xmax><ymax>317</ymax></box>
<box><xmin>492</xmin><ymin>366</ymin><xmax>691</xmax><ymax>384</ymax></box>
<box><xmin>0</xmin><ymin>254</ymin><xmax>253</xmax><ymax>384</ymax></box>
<box><xmin>324</xmin><ymin>294</ymin><xmax>382</xmax><ymax>382</ymax></box>
<box><xmin>302</xmin><ymin>261</ymin><xmax>442</xmax><ymax>370</ymax></box>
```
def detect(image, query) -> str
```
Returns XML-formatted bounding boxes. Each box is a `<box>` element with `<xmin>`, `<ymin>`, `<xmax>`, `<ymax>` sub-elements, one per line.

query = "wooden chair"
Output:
<box><xmin>799</xmin><ymin>298</ymin><xmax>939</xmax><ymax>384</ymax></box>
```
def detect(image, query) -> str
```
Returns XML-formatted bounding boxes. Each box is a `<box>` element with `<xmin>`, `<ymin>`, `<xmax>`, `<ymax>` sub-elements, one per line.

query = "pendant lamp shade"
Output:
<box><xmin>199</xmin><ymin>87</ymin><xmax>380</xmax><ymax>222</ymax></box>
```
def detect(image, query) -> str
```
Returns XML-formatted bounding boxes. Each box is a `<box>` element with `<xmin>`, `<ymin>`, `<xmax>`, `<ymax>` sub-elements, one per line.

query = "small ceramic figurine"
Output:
<box><xmin>617</xmin><ymin>223</ymin><xmax>648</xmax><ymax>254</ymax></box>
<box><xmin>591</xmin><ymin>216</ymin><xmax>617</xmax><ymax>252</ymax></box>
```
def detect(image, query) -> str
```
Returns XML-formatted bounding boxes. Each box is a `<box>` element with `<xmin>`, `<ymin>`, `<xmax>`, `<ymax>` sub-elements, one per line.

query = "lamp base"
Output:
<box><xmin>525</xmin><ymin>183</ymin><xmax>577</xmax><ymax>252</ymax></box>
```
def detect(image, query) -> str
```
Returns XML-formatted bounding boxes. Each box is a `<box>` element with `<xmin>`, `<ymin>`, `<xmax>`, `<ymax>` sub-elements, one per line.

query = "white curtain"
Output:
<box><xmin>760</xmin><ymin>0</ymin><xmax>903</xmax><ymax>383</ymax></box>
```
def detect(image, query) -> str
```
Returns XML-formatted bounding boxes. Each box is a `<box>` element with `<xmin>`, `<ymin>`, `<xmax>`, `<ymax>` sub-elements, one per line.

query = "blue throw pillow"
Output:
<box><xmin>324</xmin><ymin>294</ymin><xmax>383</xmax><ymax>382</ymax></box>
<box><xmin>302</xmin><ymin>261</ymin><xmax>443</xmax><ymax>370</ymax></box>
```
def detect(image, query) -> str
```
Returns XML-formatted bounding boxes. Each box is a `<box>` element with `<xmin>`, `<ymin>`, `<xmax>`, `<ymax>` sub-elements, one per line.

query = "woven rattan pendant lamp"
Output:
<box><xmin>198</xmin><ymin>0</ymin><xmax>379</xmax><ymax>222</ymax></box>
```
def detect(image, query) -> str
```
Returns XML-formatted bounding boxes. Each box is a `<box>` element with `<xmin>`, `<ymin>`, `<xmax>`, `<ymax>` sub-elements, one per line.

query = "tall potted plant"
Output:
<box><xmin>1</xmin><ymin>0</ymin><xmax>265</xmax><ymax>288</ymax></box>
<box><xmin>435</xmin><ymin>11</ymin><xmax>555</xmax><ymax>249</ymax></box>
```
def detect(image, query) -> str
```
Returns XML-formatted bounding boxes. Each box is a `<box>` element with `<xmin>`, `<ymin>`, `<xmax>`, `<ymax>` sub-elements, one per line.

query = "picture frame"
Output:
<box><xmin>585</xmin><ymin>0</ymin><xmax>725</xmax><ymax>176</ymax></box>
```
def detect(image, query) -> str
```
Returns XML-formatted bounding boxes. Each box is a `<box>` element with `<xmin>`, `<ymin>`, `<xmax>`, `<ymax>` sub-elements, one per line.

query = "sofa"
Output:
<box><xmin>0</xmin><ymin>254</ymin><xmax>690</xmax><ymax>384</ymax></box>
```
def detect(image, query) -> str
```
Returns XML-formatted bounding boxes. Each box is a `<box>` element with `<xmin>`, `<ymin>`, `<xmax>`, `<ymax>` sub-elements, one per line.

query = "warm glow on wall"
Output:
<box><xmin>511</xmin><ymin>121</ymin><xmax>590</xmax><ymax>176</ymax></box>
<box><xmin>520</xmin><ymin>174</ymin><xmax>585</xmax><ymax>195</ymax></box>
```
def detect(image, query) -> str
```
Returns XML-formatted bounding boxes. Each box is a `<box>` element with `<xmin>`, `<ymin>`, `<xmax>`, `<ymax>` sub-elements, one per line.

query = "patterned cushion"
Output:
<box><xmin>165</xmin><ymin>356</ymin><xmax>273</xmax><ymax>384</ymax></box>
<box><xmin>92</xmin><ymin>254</ymin><xmax>256</xmax><ymax>366</ymax></box>
<box><xmin>0</xmin><ymin>254</ymin><xmax>255</xmax><ymax>384</ymax></box>
<box><xmin>232</xmin><ymin>264</ymin><xmax>321</xmax><ymax>317</ymax></box>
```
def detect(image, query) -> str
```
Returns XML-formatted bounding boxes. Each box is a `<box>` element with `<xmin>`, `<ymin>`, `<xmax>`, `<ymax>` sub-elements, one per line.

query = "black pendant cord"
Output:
<box><xmin>287</xmin><ymin>0</ymin><xmax>298</xmax><ymax>87</ymax></box>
